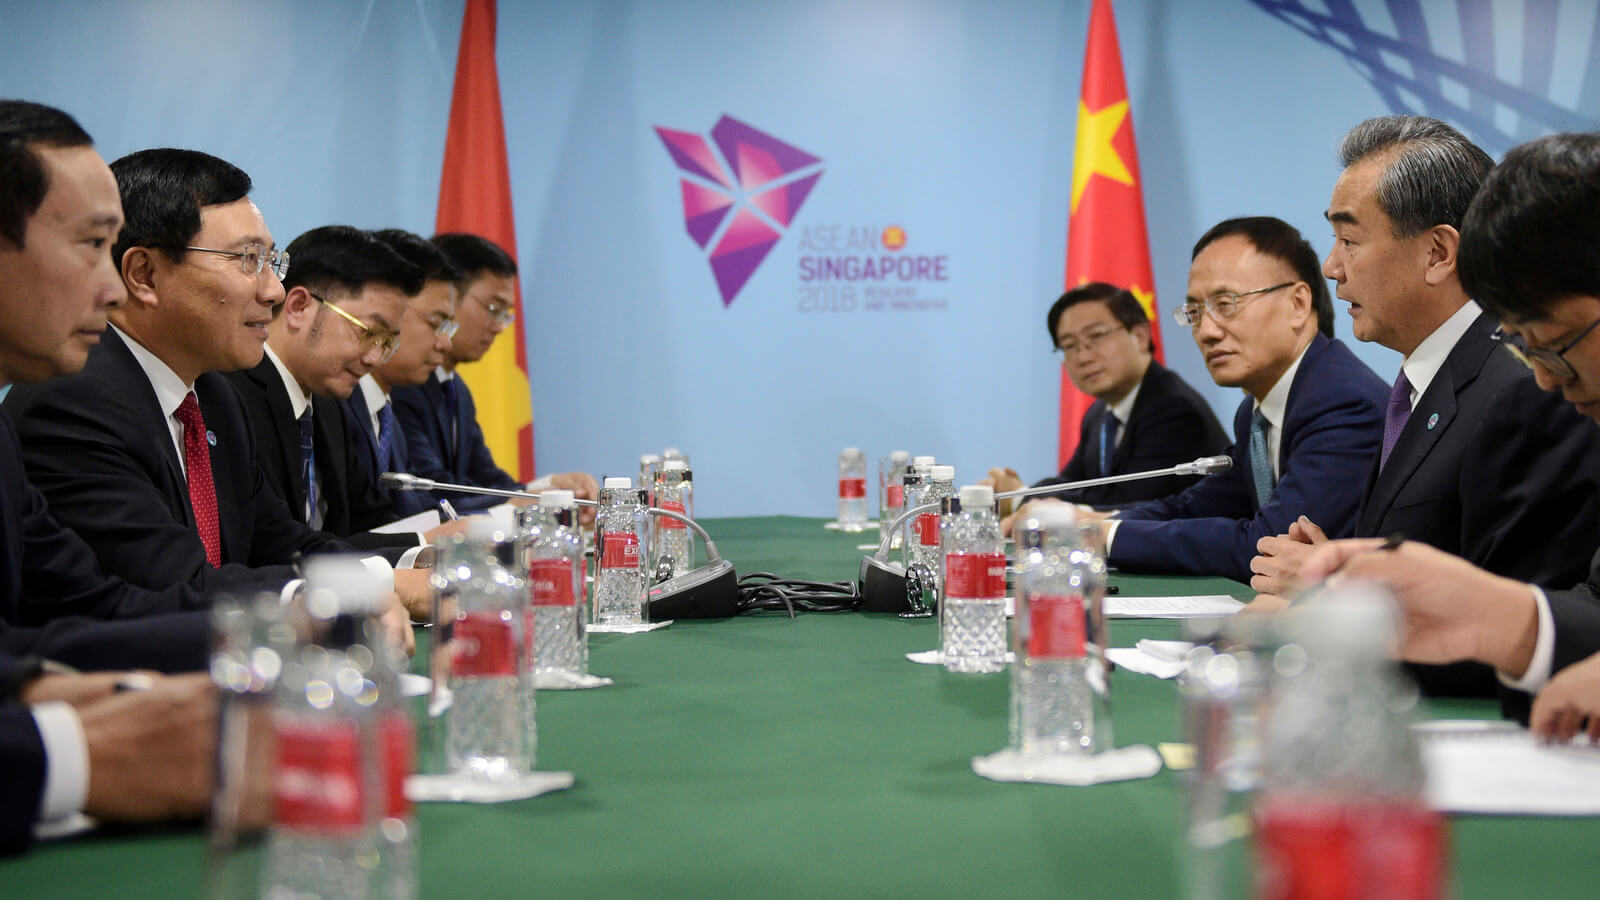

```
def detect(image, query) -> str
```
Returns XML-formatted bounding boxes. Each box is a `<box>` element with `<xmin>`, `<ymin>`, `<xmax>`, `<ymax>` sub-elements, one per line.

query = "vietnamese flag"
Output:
<box><xmin>436</xmin><ymin>0</ymin><xmax>535</xmax><ymax>479</ymax></box>
<box><xmin>1058</xmin><ymin>0</ymin><xmax>1163</xmax><ymax>469</ymax></box>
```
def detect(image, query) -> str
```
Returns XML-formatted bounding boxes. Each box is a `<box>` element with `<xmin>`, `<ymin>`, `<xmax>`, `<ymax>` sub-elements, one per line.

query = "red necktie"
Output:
<box><xmin>175</xmin><ymin>392</ymin><xmax>222</xmax><ymax>567</ymax></box>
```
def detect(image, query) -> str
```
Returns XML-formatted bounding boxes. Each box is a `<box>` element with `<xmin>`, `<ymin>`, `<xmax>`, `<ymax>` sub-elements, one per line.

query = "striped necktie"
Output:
<box><xmin>298</xmin><ymin>408</ymin><xmax>322</xmax><ymax>530</ymax></box>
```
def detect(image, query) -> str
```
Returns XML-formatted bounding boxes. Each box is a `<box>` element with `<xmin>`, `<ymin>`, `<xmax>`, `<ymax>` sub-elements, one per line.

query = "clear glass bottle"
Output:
<box><xmin>639</xmin><ymin>453</ymin><xmax>661</xmax><ymax>506</ymax></box>
<box><xmin>879</xmin><ymin>449</ymin><xmax>911</xmax><ymax>526</ymax></box>
<box><xmin>941</xmin><ymin>483</ymin><xmax>1007</xmax><ymax>673</ymax></box>
<box><xmin>837</xmin><ymin>446</ymin><xmax>868</xmax><ymax>531</ymax></box>
<box><xmin>1010</xmin><ymin>504</ymin><xmax>1110</xmax><ymax>754</ymax></box>
<box><xmin>519</xmin><ymin>489</ymin><xmax>587</xmax><ymax>675</ymax></box>
<box><xmin>594</xmin><ymin>476</ymin><xmax>649</xmax><ymax>625</ymax></box>
<box><xmin>910</xmin><ymin>464</ymin><xmax>955</xmax><ymax>589</ymax></box>
<box><xmin>653</xmin><ymin>461</ymin><xmax>694</xmax><ymax>580</ymax></box>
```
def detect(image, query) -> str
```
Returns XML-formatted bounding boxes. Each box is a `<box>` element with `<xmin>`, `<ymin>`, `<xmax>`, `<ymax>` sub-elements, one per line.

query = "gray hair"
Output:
<box><xmin>1338</xmin><ymin>115</ymin><xmax>1494</xmax><ymax>237</ymax></box>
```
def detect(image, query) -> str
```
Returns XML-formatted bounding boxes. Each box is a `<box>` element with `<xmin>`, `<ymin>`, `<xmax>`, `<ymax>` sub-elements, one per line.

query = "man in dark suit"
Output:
<box><xmin>1075</xmin><ymin>217</ymin><xmax>1389</xmax><ymax>582</ymax></box>
<box><xmin>392</xmin><ymin>232</ymin><xmax>596</xmax><ymax>513</ymax></box>
<box><xmin>2</xmin><ymin>148</ymin><xmax>429</xmax><ymax>627</ymax></box>
<box><xmin>990</xmin><ymin>283</ymin><xmax>1228</xmax><ymax>512</ymax></box>
<box><xmin>1248</xmin><ymin>118</ymin><xmax>1600</xmax><ymax>697</ymax></box>
<box><xmin>1301</xmin><ymin>132</ymin><xmax>1600</xmax><ymax>732</ymax></box>
<box><xmin>222</xmin><ymin>225</ymin><xmax>447</xmax><ymax>554</ymax></box>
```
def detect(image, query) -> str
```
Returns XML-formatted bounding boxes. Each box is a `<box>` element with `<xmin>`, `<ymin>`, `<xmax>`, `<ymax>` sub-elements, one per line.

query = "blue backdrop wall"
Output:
<box><xmin>4</xmin><ymin>0</ymin><xmax>1597</xmax><ymax>516</ymax></box>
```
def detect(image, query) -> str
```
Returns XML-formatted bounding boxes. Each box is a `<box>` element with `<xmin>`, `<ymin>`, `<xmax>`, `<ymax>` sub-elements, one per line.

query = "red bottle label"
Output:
<box><xmin>838</xmin><ymin>477</ymin><xmax>866</xmax><ymax>499</ymax></box>
<box><xmin>380</xmin><ymin>712</ymin><xmax>414</xmax><ymax>820</ymax></box>
<box><xmin>944</xmin><ymin>552</ymin><xmax>1007</xmax><ymax>598</ymax></box>
<box><xmin>528</xmin><ymin>559</ymin><xmax>577</xmax><ymax>606</ymax></box>
<box><xmin>887</xmin><ymin>485</ymin><xmax>904</xmax><ymax>507</ymax></box>
<box><xmin>601</xmin><ymin>532</ymin><xmax>641</xmax><ymax>568</ymax></box>
<box><xmin>1254</xmin><ymin>797</ymin><xmax>1446</xmax><ymax>900</ymax></box>
<box><xmin>916</xmin><ymin>513</ymin><xmax>941</xmax><ymax>546</ymax></box>
<box><xmin>1027</xmin><ymin>594</ymin><xmax>1086</xmax><ymax>659</ymax></box>
<box><xmin>658</xmin><ymin>500</ymin><xmax>687</xmax><ymax>530</ymax></box>
<box><xmin>273</xmin><ymin>718</ymin><xmax>364</xmax><ymax>832</ymax></box>
<box><xmin>451</xmin><ymin>611</ymin><xmax>517</xmax><ymax>677</ymax></box>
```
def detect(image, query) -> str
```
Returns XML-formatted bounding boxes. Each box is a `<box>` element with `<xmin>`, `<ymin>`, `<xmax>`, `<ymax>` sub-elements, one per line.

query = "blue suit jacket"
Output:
<box><xmin>341</xmin><ymin>392</ymin><xmax>434</xmax><ymax>518</ymax></box>
<box><xmin>1110</xmin><ymin>334</ymin><xmax>1389</xmax><ymax>582</ymax></box>
<box><xmin>0</xmin><ymin>694</ymin><xmax>43</xmax><ymax>856</ymax></box>
<box><xmin>391</xmin><ymin>372</ymin><xmax>520</xmax><ymax>514</ymax></box>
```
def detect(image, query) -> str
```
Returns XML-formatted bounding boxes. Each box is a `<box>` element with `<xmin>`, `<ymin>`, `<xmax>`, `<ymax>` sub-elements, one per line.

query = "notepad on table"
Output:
<box><xmin>1102</xmin><ymin>595</ymin><xmax>1243</xmax><ymax>618</ymax></box>
<box><xmin>1416</xmin><ymin>719</ymin><xmax>1600</xmax><ymax>815</ymax></box>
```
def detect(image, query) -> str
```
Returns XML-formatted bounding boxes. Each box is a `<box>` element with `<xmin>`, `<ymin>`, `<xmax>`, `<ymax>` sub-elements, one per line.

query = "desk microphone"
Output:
<box><xmin>856</xmin><ymin>455</ymin><xmax>1233</xmax><ymax>615</ymax></box>
<box><xmin>382</xmin><ymin>472</ymin><xmax>739</xmax><ymax>618</ymax></box>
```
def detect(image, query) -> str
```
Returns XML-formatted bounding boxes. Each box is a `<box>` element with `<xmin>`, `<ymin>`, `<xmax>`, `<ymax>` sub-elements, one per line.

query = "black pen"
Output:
<box><xmin>438</xmin><ymin>499</ymin><xmax>461</xmax><ymax>522</ymax></box>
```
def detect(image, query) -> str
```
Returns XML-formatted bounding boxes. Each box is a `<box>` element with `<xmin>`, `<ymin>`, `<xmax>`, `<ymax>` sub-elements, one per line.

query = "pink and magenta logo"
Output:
<box><xmin>654</xmin><ymin>116</ymin><xmax>823</xmax><ymax>306</ymax></box>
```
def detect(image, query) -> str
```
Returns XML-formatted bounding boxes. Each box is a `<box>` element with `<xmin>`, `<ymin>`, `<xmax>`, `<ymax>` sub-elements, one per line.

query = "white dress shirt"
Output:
<box><xmin>1396</xmin><ymin>301</ymin><xmax>1482</xmax><ymax>405</ymax></box>
<box><xmin>112</xmin><ymin>325</ymin><xmax>196</xmax><ymax>476</ymax></box>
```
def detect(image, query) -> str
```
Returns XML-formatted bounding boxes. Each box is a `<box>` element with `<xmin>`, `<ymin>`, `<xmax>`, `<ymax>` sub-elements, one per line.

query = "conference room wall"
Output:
<box><xmin>3</xmin><ymin>1</ymin><xmax>1595</xmax><ymax>517</ymax></box>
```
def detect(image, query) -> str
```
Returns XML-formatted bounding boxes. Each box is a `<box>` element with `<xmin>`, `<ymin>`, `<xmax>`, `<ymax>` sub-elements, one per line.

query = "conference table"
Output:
<box><xmin>5</xmin><ymin>516</ymin><xmax>1598</xmax><ymax>898</ymax></box>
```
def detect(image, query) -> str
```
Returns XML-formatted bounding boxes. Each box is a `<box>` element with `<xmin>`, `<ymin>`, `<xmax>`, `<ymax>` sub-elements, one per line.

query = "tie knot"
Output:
<box><xmin>175</xmin><ymin>392</ymin><xmax>204</xmax><ymax>428</ymax></box>
<box><xmin>1390</xmin><ymin>370</ymin><xmax>1413</xmax><ymax>407</ymax></box>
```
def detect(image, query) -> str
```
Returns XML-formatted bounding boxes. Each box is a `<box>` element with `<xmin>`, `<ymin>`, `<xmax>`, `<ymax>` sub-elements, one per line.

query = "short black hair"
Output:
<box><xmin>1192</xmin><ymin>216</ymin><xmax>1335</xmax><ymax>338</ymax></box>
<box><xmin>431</xmin><ymin>232</ymin><xmax>517</xmax><ymax>283</ymax></box>
<box><xmin>1460</xmin><ymin>133</ymin><xmax>1600</xmax><ymax>324</ymax></box>
<box><xmin>1046</xmin><ymin>283</ymin><xmax>1152</xmax><ymax>352</ymax></box>
<box><xmin>282</xmin><ymin>225</ymin><xmax>424</xmax><ymax>300</ymax></box>
<box><xmin>0</xmin><ymin>99</ymin><xmax>94</xmax><ymax>248</ymax></box>
<box><xmin>371</xmin><ymin>228</ymin><xmax>463</xmax><ymax>287</ymax></box>
<box><xmin>109</xmin><ymin>148</ymin><xmax>252</xmax><ymax>270</ymax></box>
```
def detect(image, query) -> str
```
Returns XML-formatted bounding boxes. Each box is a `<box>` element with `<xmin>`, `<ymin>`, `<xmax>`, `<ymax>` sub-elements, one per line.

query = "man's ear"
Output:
<box><xmin>1286</xmin><ymin>280</ymin><xmax>1315</xmax><ymax>330</ymax></box>
<box><xmin>279</xmin><ymin>285</ymin><xmax>318</xmax><ymax>330</ymax></box>
<box><xmin>1131</xmin><ymin>320</ymin><xmax>1153</xmax><ymax>354</ymax></box>
<box><xmin>1422</xmin><ymin>224</ymin><xmax>1460</xmax><ymax>288</ymax></box>
<box><xmin>120</xmin><ymin>247</ymin><xmax>161</xmax><ymax>310</ymax></box>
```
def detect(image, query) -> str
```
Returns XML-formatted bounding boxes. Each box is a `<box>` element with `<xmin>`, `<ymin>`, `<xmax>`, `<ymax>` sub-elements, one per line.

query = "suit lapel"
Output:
<box><xmin>313</xmin><ymin>395</ymin><xmax>348</xmax><ymax>529</ymax></box>
<box><xmin>102</xmin><ymin>331</ymin><xmax>191</xmax><ymax>524</ymax></box>
<box><xmin>249</xmin><ymin>360</ymin><xmax>307</xmax><ymax>517</ymax></box>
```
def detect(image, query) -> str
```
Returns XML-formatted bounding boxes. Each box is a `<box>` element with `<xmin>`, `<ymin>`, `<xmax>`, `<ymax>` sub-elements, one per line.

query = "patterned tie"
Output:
<box><xmin>174</xmin><ymin>393</ymin><xmax>222</xmax><ymax>567</ymax></box>
<box><xmin>441</xmin><ymin>377</ymin><xmax>461</xmax><ymax>460</ymax></box>
<box><xmin>1249</xmin><ymin>408</ymin><xmax>1275</xmax><ymax>509</ymax></box>
<box><xmin>1379</xmin><ymin>370</ymin><xmax>1413</xmax><ymax>471</ymax></box>
<box><xmin>376</xmin><ymin>400</ymin><xmax>400</xmax><ymax>473</ymax></box>
<box><xmin>298</xmin><ymin>408</ymin><xmax>322</xmax><ymax>530</ymax></box>
<box><xmin>1099</xmin><ymin>412</ymin><xmax>1120</xmax><ymax>477</ymax></box>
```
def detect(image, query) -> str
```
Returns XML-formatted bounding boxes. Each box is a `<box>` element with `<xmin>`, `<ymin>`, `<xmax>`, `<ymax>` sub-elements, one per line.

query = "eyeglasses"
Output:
<box><xmin>310</xmin><ymin>292</ymin><xmax>401</xmax><ymax>364</ymax></box>
<box><xmin>1492</xmin><ymin>314</ymin><xmax>1600</xmax><ymax>380</ymax></box>
<box><xmin>1054</xmin><ymin>324</ymin><xmax>1129</xmax><ymax>360</ymax></box>
<box><xmin>427</xmin><ymin>312</ymin><xmax>460</xmax><ymax>340</ymax></box>
<box><xmin>184</xmin><ymin>242</ymin><xmax>290</xmax><ymax>279</ymax></box>
<box><xmin>1173</xmin><ymin>281</ymin><xmax>1296</xmax><ymax>327</ymax></box>
<box><xmin>466</xmin><ymin>292</ymin><xmax>516</xmax><ymax>327</ymax></box>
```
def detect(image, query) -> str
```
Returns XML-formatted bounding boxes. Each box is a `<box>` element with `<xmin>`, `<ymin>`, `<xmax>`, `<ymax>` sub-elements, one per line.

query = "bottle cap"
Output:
<box><xmin>1289</xmin><ymin>582</ymin><xmax>1399</xmax><ymax>657</ymax></box>
<box><xmin>1020</xmin><ymin>503</ymin><xmax>1078</xmax><ymax>530</ymax></box>
<box><xmin>466</xmin><ymin>517</ymin><xmax>504</xmax><ymax>543</ymax></box>
<box><xmin>540</xmin><ymin>489</ymin><xmax>575</xmax><ymax>508</ymax></box>
<box><xmin>640</xmin><ymin>453</ymin><xmax>661</xmax><ymax>464</ymax></box>
<box><xmin>663</xmin><ymin>459</ymin><xmax>687</xmax><ymax>471</ymax></box>
<box><xmin>930</xmin><ymin>465</ymin><xmax>955</xmax><ymax>482</ymax></box>
<box><xmin>913</xmin><ymin>455</ymin><xmax>936</xmax><ymax>467</ymax></box>
<box><xmin>958</xmin><ymin>484</ymin><xmax>994</xmax><ymax>508</ymax></box>
<box><xmin>604</xmin><ymin>476</ymin><xmax>633</xmax><ymax>489</ymax></box>
<box><xmin>891</xmin><ymin>450</ymin><xmax>910</xmax><ymax>462</ymax></box>
<box><xmin>302</xmin><ymin>554</ymin><xmax>389</xmax><ymax>616</ymax></box>
<box><xmin>663</xmin><ymin>447</ymin><xmax>683</xmax><ymax>458</ymax></box>
<box><xmin>842</xmin><ymin>446</ymin><xmax>861</xmax><ymax>455</ymax></box>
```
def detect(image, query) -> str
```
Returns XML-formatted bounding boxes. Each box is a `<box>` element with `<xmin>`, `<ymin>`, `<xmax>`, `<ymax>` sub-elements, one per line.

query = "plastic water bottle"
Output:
<box><xmin>1252</xmin><ymin>586</ymin><xmax>1446</xmax><ymax>900</ymax></box>
<box><xmin>837</xmin><ymin>446</ymin><xmax>868</xmax><ymax>531</ymax></box>
<box><xmin>442</xmin><ymin>519</ymin><xmax>534</xmax><ymax>781</ymax></box>
<box><xmin>653</xmin><ymin>461</ymin><xmax>694</xmax><ymax>579</ymax></box>
<box><xmin>880</xmin><ymin>450</ymin><xmax>911</xmax><ymax>526</ymax></box>
<box><xmin>263</xmin><ymin>556</ymin><xmax>415</xmax><ymax>900</ymax></box>
<box><xmin>595</xmin><ymin>476</ymin><xmax>649</xmax><ymax>625</ymax></box>
<box><xmin>639</xmin><ymin>453</ymin><xmax>662</xmax><ymax>505</ymax></box>
<box><xmin>941</xmin><ymin>483</ymin><xmax>1008</xmax><ymax>673</ymax></box>
<box><xmin>1010</xmin><ymin>504</ymin><xmax>1110</xmax><ymax>754</ymax></box>
<box><xmin>519</xmin><ymin>489</ymin><xmax>587</xmax><ymax>676</ymax></box>
<box><xmin>910</xmin><ymin>465</ymin><xmax>955</xmax><ymax>588</ymax></box>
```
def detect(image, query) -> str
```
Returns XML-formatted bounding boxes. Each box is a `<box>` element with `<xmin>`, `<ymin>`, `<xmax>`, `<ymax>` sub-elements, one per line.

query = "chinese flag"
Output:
<box><xmin>436</xmin><ymin>0</ymin><xmax>535</xmax><ymax>480</ymax></box>
<box><xmin>1058</xmin><ymin>0</ymin><xmax>1163</xmax><ymax>469</ymax></box>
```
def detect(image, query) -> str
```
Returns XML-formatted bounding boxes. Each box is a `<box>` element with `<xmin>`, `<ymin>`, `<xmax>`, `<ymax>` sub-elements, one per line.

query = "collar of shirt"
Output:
<box><xmin>357</xmin><ymin>372</ymin><xmax>387</xmax><ymax>437</ymax></box>
<box><xmin>112</xmin><ymin>324</ymin><xmax>196</xmax><ymax>474</ymax></box>
<box><xmin>435</xmin><ymin>365</ymin><xmax>454</xmax><ymax>383</ymax></box>
<box><xmin>262</xmin><ymin>344</ymin><xmax>311</xmax><ymax>420</ymax></box>
<box><xmin>0</xmin><ymin>384</ymin><xmax>10</xmax><ymax>403</ymax></box>
<box><xmin>1400</xmin><ymin>301</ymin><xmax>1481</xmax><ymax>404</ymax></box>
<box><xmin>1252</xmin><ymin>339</ymin><xmax>1314</xmax><ymax>482</ymax></box>
<box><xmin>1106</xmin><ymin>379</ymin><xmax>1142</xmax><ymax>427</ymax></box>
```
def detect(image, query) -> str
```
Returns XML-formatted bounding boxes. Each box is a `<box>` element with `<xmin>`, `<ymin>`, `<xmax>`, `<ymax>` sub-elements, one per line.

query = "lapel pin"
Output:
<box><xmin>1426</xmin><ymin>413</ymin><xmax>1438</xmax><ymax>430</ymax></box>
<box><xmin>207</xmin><ymin>430</ymin><xmax>217</xmax><ymax>446</ymax></box>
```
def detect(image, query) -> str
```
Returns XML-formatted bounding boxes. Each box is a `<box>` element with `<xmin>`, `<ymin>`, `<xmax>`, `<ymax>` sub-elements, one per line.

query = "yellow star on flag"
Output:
<box><xmin>1071</xmin><ymin>99</ymin><xmax>1134</xmax><ymax>214</ymax></box>
<box><xmin>1130</xmin><ymin>283</ymin><xmax>1155</xmax><ymax>319</ymax></box>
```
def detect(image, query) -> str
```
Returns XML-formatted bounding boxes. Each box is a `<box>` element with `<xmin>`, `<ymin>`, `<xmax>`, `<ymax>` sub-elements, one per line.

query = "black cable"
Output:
<box><xmin>736</xmin><ymin>572</ymin><xmax>861</xmax><ymax>617</ymax></box>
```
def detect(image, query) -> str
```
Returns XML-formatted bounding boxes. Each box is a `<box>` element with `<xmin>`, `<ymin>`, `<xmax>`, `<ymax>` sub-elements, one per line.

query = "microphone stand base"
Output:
<box><xmin>647</xmin><ymin>559</ymin><xmax>739</xmax><ymax>619</ymax></box>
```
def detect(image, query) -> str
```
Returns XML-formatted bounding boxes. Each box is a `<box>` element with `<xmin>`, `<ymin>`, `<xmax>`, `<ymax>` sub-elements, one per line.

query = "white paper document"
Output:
<box><xmin>1417</xmin><ymin>720</ymin><xmax>1600</xmax><ymax>815</ymax></box>
<box><xmin>1103</xmin><ymin>595</ymin><xmax>1243</xmax><ymax>618</ymax></box>
<box><xmin>1105</xmin><ymin>640</ymin><xmax>1195</xmax><ymax>679</ymax></box>
<box><xmin>371</xmin><ymin>509</ymin><xmax>441</xmax><ymax>535</ymax></box>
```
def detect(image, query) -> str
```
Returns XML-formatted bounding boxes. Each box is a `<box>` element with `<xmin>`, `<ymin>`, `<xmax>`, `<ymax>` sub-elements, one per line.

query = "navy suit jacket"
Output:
<box><xmin>1035</xmin><ymin>360</ymin><xmax>1230</xmax><ymax>507</ymax></box>
<box><xmin>391</xmin><ymin>371</ymin><xmax>519</xmax><ymax>513</ymax></box>
<box><xmin>342</xmin><ymin>392</ymin><xmax>435</xmax><ymax>518</ymax></box>
<box><xmin>1111</xmin><ymin>334</ymin><xmax>1389</xmax><ymax>582</ymax></box>
<box><xmin>1352</xmin><ymin>313</ymin><xmax>1600</xmax><ymax>696</ymax></box>
<box><xmin>223</xmin><ymin>358</ymin><xmax>416</xmax><ymax>555</ymax></box>
<box><xmin>0</xmin><ymin>693</ymin><xmax>43</xmax><ymax>856</ymax></box>
<box><xmin>3</xmin><ymin>329</ymin><xmax>355</xmax><ymax>596</ymax></box>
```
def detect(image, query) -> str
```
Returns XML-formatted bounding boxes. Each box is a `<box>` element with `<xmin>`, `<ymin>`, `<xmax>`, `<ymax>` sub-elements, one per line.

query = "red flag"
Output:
<box><xmin>1059</xmin><ymin>0</ymin><xmax>1163</xmax><ymax>469</ymax></box>
<box><xmin>436</xmin><ymin>0</ymin><xmax>535</xmax><ymax>480</ymax></box>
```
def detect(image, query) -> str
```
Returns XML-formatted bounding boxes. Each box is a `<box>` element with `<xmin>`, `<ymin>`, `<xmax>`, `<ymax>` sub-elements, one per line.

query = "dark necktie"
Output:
<box><xmin>1380</xmin><ymin>370</ymin><xmax>1413</xmax><ymax>471</ymax></box>
<box><xmin>1249</xmin><ymin>408</ymin><xmax>1275</xmax><ymax>509</ymax></box>
<box><xmin>298</xmin><ymin>408</ymin><xmax>322</xmax><ymax>530</ymax></box>
<box><xmin>377</xmin><ymin>400</ymin><xmax>400</xmax><ymax>473</ymax></box>
<box><xmin>1099</xmin><ymin>412</ymin><xmax>1120</xmax><ymax>477</ymax></box>
<box><xmin>174</xmin><ymin>392</ymin><xmax>222</xmax><ymax>567</ymax></box>
<box><xmin>441</xmin><ymin>377</ymin><xmax>461</xmax><ymax>460</ymax></box>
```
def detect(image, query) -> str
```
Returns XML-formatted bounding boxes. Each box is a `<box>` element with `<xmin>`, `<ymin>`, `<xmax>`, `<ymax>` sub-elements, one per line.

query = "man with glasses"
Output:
<box><xmin>1299</xmin><ymin>132</ymin><xmax>1600</xmax><ymax>732</ymax></box>
<box><xmin>1061</xmin><ymin>217</ymin><xmax>1388</xmax><ymax>582</ymax></box>
<box><xmin>394</xmin><ymin>232</ymin><xmax>597</xmax><ymax>512</ymax></box>
<box><xmin>223</xmin><ymin>225</ymin><xmax>458</xmax><ymax>551</ymax></box>
<box><xmin>3</xmin><ymin>149</ymin><xmax>427</xmax><ymax>634</ymax></box>
<box><xmin>1248</xmin><ymin>118</ymin><xmax>1600</xmax><ymax>696</ymax></box>
<box><xmin>988</xmin><ymin>282</ymin><xmax>1227</xmax><ymax>512</ymax></box>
